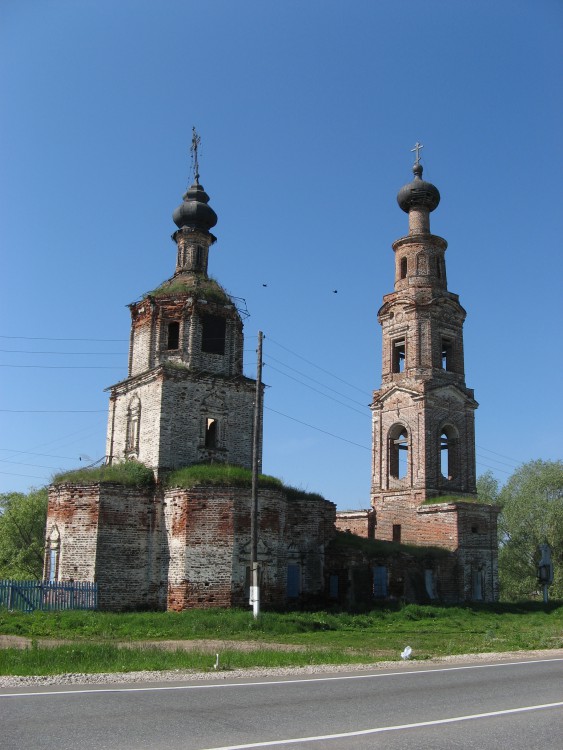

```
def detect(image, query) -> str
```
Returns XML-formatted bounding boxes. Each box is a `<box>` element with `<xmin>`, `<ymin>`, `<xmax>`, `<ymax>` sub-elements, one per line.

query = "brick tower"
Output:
<box><xmin>105</xmin><ymin>140</ymin><xmax>260</xmax><ymax>474</ymax></box>
<box><xmin>371</xmin><ymin>149</ymin><xmax>498</xmax><ymax>599</ymax></box>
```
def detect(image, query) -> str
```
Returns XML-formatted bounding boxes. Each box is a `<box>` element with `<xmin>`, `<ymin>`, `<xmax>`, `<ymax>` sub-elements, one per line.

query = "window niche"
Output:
<box><xmin>125</xmin><ymin>398</ymin><xmax>141</xmax><ymax>455</ymax></box>
<box><xmin>201</xmin><ymin>314</ymin><xmax>226</xmax><ymax>355</ymax></box>
<box><xmin>392</xmin><ymin>338</ymin><xmax>406</xmax><ymax>373</ymax></box>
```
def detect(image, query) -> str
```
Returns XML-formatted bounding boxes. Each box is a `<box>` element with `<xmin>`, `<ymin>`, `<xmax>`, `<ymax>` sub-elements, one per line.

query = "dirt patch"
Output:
<box><xmin>0</xmin><ymin>635</ymin><xmax>309</xmax><ymax>652</ymax></box>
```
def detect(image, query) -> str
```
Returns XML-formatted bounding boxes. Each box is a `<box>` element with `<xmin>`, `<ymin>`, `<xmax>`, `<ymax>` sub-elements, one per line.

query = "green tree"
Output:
<box><xmin>0</xmin><ymin>488</ymin><xmax>48</xmax><ymax>579</ymax></box>
<box><xmin>476</xmin><ymin>470</ymin><xmax>501</xmax><ymax>505</ymax></box>
<box><xmin>498</xmin><ymin>460</ymin><xmax>563</xmax><ymax>600</ymax></box>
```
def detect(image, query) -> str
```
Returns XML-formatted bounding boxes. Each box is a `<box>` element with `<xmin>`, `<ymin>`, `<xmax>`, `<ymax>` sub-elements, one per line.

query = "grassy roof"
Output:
<box><xmin>165</xmin><ymin>464</ymin><xmax>329</xmax><ymax>503</ymax></box>
<box><xmin>52</xmin><ymin>461</ymin><xmax>155</xmax><ymax>488</ymax></box>
<box><xmin>148</xmin><ymin>276</ymin><xmax>231</xmax><ymax>305</ymax></box>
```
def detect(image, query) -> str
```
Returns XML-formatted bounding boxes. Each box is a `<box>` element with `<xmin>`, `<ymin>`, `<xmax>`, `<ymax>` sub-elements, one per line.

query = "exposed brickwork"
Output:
<box><xmin>46</xmin><ymin>482</ymin><xmax>336</xmax><ymax>611</ymax></box>
<box><xmin>362</xmin><ymin>166</ymin><xmax>499</xmax><ymax>602</ymax></box>
<box><xmin>334</xmin><ymin>510</ymin><xmax>375</xmax><ymax>538</ymax></box>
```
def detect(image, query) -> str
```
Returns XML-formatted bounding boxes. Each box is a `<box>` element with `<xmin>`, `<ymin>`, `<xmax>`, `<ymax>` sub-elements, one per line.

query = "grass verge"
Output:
<box><xmin>0</xmin><ymin>603</ymin><xmax>561</xmax><ymax>676</ymax></box>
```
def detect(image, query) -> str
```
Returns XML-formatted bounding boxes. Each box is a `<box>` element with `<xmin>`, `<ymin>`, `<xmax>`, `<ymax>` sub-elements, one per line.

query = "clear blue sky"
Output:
<box><xmin>1</xmin><ymin>0</ymin><xmax>562</xmax><ymax>508</ymax></box>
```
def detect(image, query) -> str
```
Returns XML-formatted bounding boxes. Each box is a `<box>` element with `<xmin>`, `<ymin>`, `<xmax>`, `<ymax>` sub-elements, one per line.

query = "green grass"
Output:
<box><xmin>52</xmin><ymin>461</ymin><xmax>155</xmax><ymax>487</ymax></box>
<box><xmin>165</xmin><ymin>464</ymin><xmax>329</xmax><ymax>503</ymax></box>
<box><xmin>165</xmin><ymin>464</ymin><xmax>283</xmax><ymax>490</ymax></box>
<box><xmin>0</xmin><ymin>603</ymin><xmax>561</xmax><ymax>676</ymax></box>
<box><xmin>148</xmin><ymin>276</ymin><xmax>231</xmax><ymax>304</ymax></box>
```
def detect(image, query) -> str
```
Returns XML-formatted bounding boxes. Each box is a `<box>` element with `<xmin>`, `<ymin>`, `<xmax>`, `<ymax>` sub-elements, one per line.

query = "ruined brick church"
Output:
<box><xmin>44</xmin><ymin>144</ymin><xmax>499</xmax><ymax>609</ymax></box>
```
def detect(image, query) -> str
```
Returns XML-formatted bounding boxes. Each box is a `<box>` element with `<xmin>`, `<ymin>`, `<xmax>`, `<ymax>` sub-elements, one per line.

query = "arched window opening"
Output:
<box><xmin>392</xmin><ymin>338</ymin><xmax>405</xmax><ymax>373</ymax></box>
<box><xmin>400</xmin><ymin>257</ymin><xmax>407</xmax><ymax>279</ymax></box>
<box><xmin>440</xmin><ymin>426</ymin><xmax>458</xmax><ymax>481</ymax></box>
<box><xmin>167</xmin><ymin>321</ymin><xmax>180</xmax><ymax>350</ymax></box>
<box><xmin>389</xmin><ymin>425</ymin><xmax>408</xmax><ymax>480</ymax></box>
<box><xmin>205</xmin><ymin>417</ymin><xmax>218</xmax><ymax>449</ymax></box>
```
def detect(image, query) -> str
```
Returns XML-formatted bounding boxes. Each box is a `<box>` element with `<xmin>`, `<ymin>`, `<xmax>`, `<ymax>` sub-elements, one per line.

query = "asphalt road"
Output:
<box><xmin>1</xmin><ymin>657</ymin><xmax>562</xmax><ymax>750</ymax></box>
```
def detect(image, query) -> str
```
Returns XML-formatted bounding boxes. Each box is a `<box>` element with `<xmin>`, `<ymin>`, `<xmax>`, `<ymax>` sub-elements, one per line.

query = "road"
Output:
<box><xmin>1</xmin><ymin>657</ymin><xmax>561</xmax><ymax>749</ymax></box>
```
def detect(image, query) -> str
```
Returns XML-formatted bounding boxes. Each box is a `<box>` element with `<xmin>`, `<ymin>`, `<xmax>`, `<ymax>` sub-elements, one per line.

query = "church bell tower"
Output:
<box><xmin>371</xmin><ymin>146</ymin><xmax>478</xmax><ymax>542</ymax></box>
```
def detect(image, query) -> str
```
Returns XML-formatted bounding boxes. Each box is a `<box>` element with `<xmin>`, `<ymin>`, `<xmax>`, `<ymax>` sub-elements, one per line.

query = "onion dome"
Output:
<box><xmin>173</xmin><ymin>180</ymin><xmax>218</xmax><ymax>231</ymax></box>
<box><xmin>397</xmin><ymin>163</ymin><xmax>440</xmax><ymax>213</ymax></box>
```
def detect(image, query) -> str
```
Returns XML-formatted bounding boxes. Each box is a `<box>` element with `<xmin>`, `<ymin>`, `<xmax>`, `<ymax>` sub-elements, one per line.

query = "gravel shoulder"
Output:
<box><xmin>0</xmin><ymin>648</ymin><xmax>561</xmax><ymax>689</ymax></box>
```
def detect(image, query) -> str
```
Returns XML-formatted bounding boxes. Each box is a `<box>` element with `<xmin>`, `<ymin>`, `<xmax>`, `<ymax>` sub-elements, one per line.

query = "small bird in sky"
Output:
<box><xmin>332</xmin><ymin>289</ymin><xmax>338</xmax><ymax>294</ymax></box>
<box><xmin>262</xmin><ymin>283</ymin><xmax>268</xmax><ymax>287</ymax></box>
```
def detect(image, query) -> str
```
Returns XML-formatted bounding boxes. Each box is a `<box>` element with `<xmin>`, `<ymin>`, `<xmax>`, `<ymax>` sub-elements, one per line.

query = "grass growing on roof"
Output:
<box><xmin>52</xmin><ymin>461</ymin><xmax>155</xmax><ymax>487</ymax></box>
<box><xmin>165</xmin><ymin>464</ymin><xmax>283</xmax><ymax>490</ymax></box>
<box><xmin>148</xmin><ymin>276</ymin><xmax>232</xmax><ymax>305</ymax></box>
<box><xmin>165</xmin><ymin>465</ymin><xmax>329</xmax><ymax>502</ymax></box>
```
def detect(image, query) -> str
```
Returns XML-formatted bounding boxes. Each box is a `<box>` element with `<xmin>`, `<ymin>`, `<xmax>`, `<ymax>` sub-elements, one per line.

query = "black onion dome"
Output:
<box><xmin>397</xmin><ymin>163</ymin><xmax>440</xmax><ymax>213</ymax></box>
<box><xmin>173</xmin><ymin>181</ymin><xmax>218</xmax><ymax>230</ymax></box>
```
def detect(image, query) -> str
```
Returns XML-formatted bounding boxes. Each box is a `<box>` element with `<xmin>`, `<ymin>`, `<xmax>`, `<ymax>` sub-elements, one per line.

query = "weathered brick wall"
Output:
<box><xmin>106</xmin><ymin>368</ymin><xmax>259</xmax><ymax>472</ymax></box>
<box><xmin>334</xmin><ymin>510</ymin><xmax>375</xmax><ymax>538</ymax></box>
<box><xmin>164</xmin><ymin>486</ymin><xmax>336</xmax><ymax>610</ymax></box>
<box><xmin>46</xmin><ymin>483</ymin><xmax>165</xmax><ymax>610</ymax></box>
<box><xmin>45</xmin><ymin>485</ymin><xmax>100</xmax><ymax>583</ymax></box>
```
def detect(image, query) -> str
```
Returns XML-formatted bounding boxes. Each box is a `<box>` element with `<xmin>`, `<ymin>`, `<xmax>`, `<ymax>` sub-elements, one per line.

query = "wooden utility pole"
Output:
<box><xmin>250</xmin><ymin>331</ymin><xmax>263</xmax><ymax>618</ymax></box>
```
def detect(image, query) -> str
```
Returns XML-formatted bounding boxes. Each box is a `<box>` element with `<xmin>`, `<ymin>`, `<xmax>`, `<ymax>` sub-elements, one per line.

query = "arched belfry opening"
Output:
<box><xmin>439</xmin><ymin>425</ymin><xmax>459</xmax><ymax>482</ymax></box>
<box><xmin>388</xmin><ymin>423</ymin><xmax>409</xmax><ymax>481</ymax></box>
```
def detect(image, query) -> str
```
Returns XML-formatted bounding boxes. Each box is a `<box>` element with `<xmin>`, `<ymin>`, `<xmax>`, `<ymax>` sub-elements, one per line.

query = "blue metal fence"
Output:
<box><xmin>0</xmin><ymin>580</ymin><xmax>98</xmax><ymax>612</ymax></box>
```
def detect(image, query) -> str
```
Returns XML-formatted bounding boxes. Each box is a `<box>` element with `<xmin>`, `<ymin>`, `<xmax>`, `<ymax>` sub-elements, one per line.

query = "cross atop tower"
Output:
<box><xmin>191</xmin><ymin>126</ymin><xmax>201</xmax><ymax>183</ymax></box>
<box><xmin>411</xmin><ymin>141</ymin><xmax>424</xmax><ymax>166</ymax></box>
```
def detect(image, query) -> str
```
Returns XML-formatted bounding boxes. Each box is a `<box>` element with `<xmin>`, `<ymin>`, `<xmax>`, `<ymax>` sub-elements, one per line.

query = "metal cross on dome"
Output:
<box><xmin>411</xmin><ymin>141</ymin><xmax>424</xmax><ymax>166</ymax></box>
<box><xmin>191</xmin><ymin>126</ymin><xmax>201</xmax><ymax>183</ymax></box>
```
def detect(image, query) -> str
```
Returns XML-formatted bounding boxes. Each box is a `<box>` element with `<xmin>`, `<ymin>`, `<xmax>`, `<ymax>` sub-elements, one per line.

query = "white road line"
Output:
<box><xmin>199</xmin><ymin>702</ymin><xmax>563</xmax><ymax>750</ymax></box>
<box><xmin>0</xmin><ymin>657</ymin><xmax>561</xmax><ymax>699</ymax></box>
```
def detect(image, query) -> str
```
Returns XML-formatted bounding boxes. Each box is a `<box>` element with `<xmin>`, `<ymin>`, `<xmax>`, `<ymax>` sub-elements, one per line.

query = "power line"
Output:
<box><xmin>0</xmin><ymin>335</ymin><xmax>127</xmax><ymax>342</ymax></box>
<box><xmin>264</xmin><ymin>353</ymin><xmax>370</xmax><ymax>409</ymax></box>
<box><xmin>264</xmin><ymin>363</ymin><xmax>369</xmax><ymax>417</ymax></box>
<box><xmin>267</xmin><ymin>336</ymin><xmax>371</xmax><ymax>397</ymax></box>
<box><xmin>0</xmin><ymin>409</ymin><xmax>106</xmax><ymax>413</ymax></box>
<box><xmin>0</xmin><ymin>364</ymin><xmax>124</xmax><ymax>369</ymax></box>
<box><xmin>265</xmin><ymin>406</ymin><xmax>371</xmax><ymax>451</ymax></box>
<box><xmin>0</xmin><ymin>349</ymin><xmax>124</xmax><ymax>355</ymax></box>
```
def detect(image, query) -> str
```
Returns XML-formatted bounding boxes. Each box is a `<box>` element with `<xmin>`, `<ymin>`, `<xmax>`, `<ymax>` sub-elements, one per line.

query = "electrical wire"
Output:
<box><xmin>265</xmin><ymin>406</ymin><xmax>371</xmax><ymax>451</ymax></box>
<box><xmin>264</xmin><ymin>362</ymin><xmax>369</xmax><ymax>417</ymax></box>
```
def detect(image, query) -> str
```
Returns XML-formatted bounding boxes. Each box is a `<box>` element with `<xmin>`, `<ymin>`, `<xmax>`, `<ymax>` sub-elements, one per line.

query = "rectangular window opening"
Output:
<box><xmin>392</xmin><ymin>524</ymin><xmax>402</xmax><ymax>543</ymax></box>
<box><xmin>167</xmin><ymin>321</ymin><xmax>180</xmax><ymax>350</ymax></box>
<box><xmin>201</xmin><ymin>315</ymin><xmax>226</xmax><ymax>355</ymax></box>
<box><xmin>392</xmin><ymin>339</ymin><xmax>406</xmax><ymax>373</ymax></box>
<box><xmin>441</xmin><ymin>338</ymin><xmax>453</xmax><ymax>370</ymax></box>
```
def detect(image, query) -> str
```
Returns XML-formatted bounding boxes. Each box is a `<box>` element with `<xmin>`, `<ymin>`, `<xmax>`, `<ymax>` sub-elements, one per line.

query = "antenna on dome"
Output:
<box><xmin>191</xmin><ymin>126</ymin><xmax>201</xmax><ymax>184</ymax></box>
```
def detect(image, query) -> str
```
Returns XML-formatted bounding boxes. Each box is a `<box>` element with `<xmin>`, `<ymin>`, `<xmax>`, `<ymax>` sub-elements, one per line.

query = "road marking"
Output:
<box><xmin>0</xmin><ymin>657</ymin><xmax>561</xmax><ymax>698</ymax></box>
<box><xmin>199</xmin><ymin>702</ymin><xmax>563</xmax><ymax>749</ymax></box>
